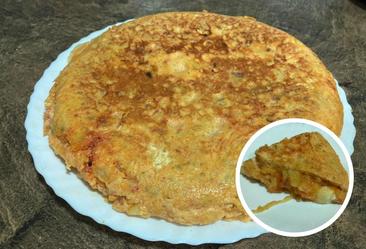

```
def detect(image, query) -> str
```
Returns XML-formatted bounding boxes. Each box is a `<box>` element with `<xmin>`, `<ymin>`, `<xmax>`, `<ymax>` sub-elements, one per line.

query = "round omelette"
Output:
<box><xmin>44</xmin><ymin>12</ymin><xmax>343</xmax><ymax>225</ymax></box>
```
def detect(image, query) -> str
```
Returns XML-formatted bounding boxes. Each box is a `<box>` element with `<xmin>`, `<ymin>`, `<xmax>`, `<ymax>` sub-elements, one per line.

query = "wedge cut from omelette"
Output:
<box><xmin>242</xmin><ymin>132</ymin><xmax>348</xmax><ymax>204</ymax></box>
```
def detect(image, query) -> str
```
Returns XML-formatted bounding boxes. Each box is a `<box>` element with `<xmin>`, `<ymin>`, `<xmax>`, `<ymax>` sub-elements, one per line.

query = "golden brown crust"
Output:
<box><xmin>242</xmin><ymin>132</ymin><xmax>348</xmax><ymax>204</ymax></box>
<box><xmin>45</xmin><ymin>12</ymin><xmax>343</xmax><ymax>224</ymax></box>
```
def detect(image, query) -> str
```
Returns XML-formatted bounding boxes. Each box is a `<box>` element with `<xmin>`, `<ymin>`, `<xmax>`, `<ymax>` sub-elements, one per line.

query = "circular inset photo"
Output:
<box><xmin>235</xmin><ymin>118</ymin><xmax>354</xmax><ymax>237</ymax></box>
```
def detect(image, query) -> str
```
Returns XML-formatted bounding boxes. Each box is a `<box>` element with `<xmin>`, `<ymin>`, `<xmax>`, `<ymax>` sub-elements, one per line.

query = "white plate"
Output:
<box><xmin>24</xmin><ymin>20</ymin><xmax>355</xmax><ymax>245</ymax></box>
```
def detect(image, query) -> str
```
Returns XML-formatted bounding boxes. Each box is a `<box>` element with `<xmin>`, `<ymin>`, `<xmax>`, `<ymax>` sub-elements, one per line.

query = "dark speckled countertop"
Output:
<box><xmin>0</xmin><ymin>0</ymin><xmax>365</xmax><ymax>248</ymax></box>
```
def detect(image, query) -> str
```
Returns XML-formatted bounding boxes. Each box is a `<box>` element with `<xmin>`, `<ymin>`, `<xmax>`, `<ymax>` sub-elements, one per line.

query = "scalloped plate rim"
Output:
<box><xmin>24</xmin><ymin>19</ymin><xmax>355</xmax><ymax>245</ymax></box>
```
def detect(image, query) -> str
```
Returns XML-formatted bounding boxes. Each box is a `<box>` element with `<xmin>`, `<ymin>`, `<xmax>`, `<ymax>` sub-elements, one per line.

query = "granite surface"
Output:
<box><xmin>0</xmin><ymin>0</ymin><xmax>365</xmax><ymax>248</ymax></box>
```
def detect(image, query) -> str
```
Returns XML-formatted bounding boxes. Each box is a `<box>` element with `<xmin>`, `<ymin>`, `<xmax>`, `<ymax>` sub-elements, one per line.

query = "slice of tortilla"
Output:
<box><xmin>242</xmin><ymin>132</ymin><xmax>348</xmax><ymax>204</ymax></box>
